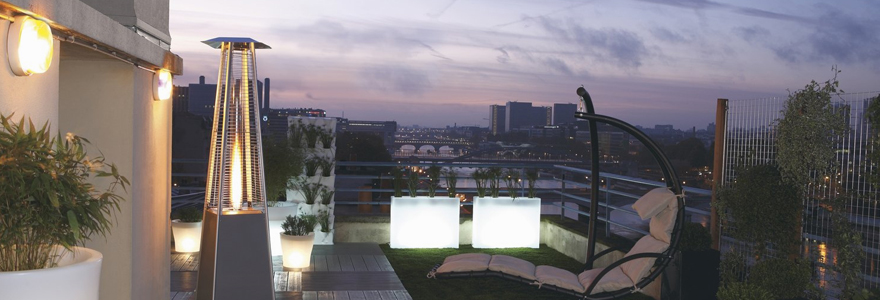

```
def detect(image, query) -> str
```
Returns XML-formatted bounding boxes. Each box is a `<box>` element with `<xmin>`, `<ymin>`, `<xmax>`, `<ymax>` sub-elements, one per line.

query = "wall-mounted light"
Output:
<box><xmin>7</xmin><ymin>15</ymin><xmax>53</xmax><ymax>76</ymax></box>
<box><xmin>153</xmin><ymin>69</ymin><xmax>172</xmax><ymax>101</ymax></box>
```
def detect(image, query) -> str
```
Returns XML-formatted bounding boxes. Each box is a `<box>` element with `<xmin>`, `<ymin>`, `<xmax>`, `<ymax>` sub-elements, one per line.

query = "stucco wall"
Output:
<box><xmin>59</xmin><ymin>54</ymin><xmax>171</xmax><ymax>300</ymax></box>
<box><xmin>0</xmin><ymin>19</ymin><xmax>60</xmax><ymax>126</ymax></box>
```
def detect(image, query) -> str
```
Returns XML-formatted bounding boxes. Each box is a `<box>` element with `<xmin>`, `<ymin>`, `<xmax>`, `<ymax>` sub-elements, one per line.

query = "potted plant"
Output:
<box><xmin>171</xmin><ymin>206</ymin><xmax>203</xmax><ymax>253</ymax></box>
<box><xmin>319</xmin><ymin>156</ymin><xmax>334</xmax><ymax>177</ymax></box>
<box><xmin>319</xmin><ymin>127</ymin><xmax>334</xmax><ymax>149</ymax></box>
<box><xmin>390</xmin><ymin>166</ymin><xmax>460</xmax><ymax>248</ymax></box>
<box><xmin>279</xmin><ymin>214</ymin><xmax>318</xmax><ymax>268</ymax></box>
<box><xmin>426</xmin><ymin>165</ymin><xmax>442</xmax><ymax>197</ymax></box>
<box><xmin>297</xmin><ymin>182</ymin><xmax>323</xmax><ymax>215</ymax></box>
<box><xmin>525</xmin><ymin>168</ymin><xmax>538</xmax><ymax>198</ymax></box>
<box><xmin>315</xmin><ymin>208</ymin><xmax>333</xmax><ymax>244</ymax></box>
<box><xmin>392</xmin><ymin>167</ymin><xmax>404</xmax><ymax>198</ymax></box>
<box><xmin>303</xmin><ymin>124</ymin><xmax>321</xmax><ymax>148</ymax></box>
<box><xmin>0</xmin><ymin>114</ymin><xmax>128</xmax><ymax>300</ymax></box>
<box><xmin>304</xmin><ymin>157</ymin><xmax>320</xmax><ymax>177</ymax></box>
<box><xmin>472</xmin><ymin>166</ymin><xmax>540</xmax><ymax>248</ymax></box>
<box><xmin>320</xmin><ymin>187</ymin><xmax>334</xmax><ymax>206</ymax></box>
<box><xmin>473</xmin><ymin>168</ymin><xmax>488</xmax><ymax>198</ymax></box>
<box><xmin>443</xmin><ymin>167</ymin><xmax>458</xmax><ymax>196</ymax></box>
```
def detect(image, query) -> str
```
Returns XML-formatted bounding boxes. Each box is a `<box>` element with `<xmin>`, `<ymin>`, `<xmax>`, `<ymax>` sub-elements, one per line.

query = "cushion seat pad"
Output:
<box><xmin>488</xmin><ymin>255</ymin><xmax>537</xmax><ymax>280</ymax></box>
<box><xmin>535</xmin><ymin>265</ymin><xmax>585</xmax><ymax>293</ymax></box>
<box><xmin>578</xmin><ymin>267</ymin><xmax>634</xmax><ymax>294</ymax></box>
<box><xmin>436</xmin><ymin>253</ymin><xmax>492</xmax><ymax>273</ymax></box>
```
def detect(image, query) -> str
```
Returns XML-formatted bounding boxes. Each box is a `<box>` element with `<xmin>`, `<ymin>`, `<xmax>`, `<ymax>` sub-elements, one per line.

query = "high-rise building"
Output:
<box><xmin>337</xmin><ymin>119</ymin><xmax>398</xmax><ymax>152</ymax></box>
<box><xmin>186</xmin><ymin>75</ymin><xmax>266</xmax><ymax>118</ymax></box>
<box><xmin>533</xmin><ymin>106</ymin><xmax>551</xmax><ymax>126</ymax></box>
<box><xmin>506</xmin><ymin>101</ymin><xmax>533</xmax><ymax>132</ymax></box>
<box><xmin>490</xmin><ymin>105</ymin><xmax>506</xmax><ymax>135</ymax></box>
<box><xmin>553</xmin><ymin>103</ymin><xmax>577</xmax><ymax>125</ymax></box>
<box><xmin>264</xmin><ymin>108</ymin><xmax>326</xmax><ymax>142</ymax></box>
<box><xmin>172</xmin><ymin>85</ymin><xmax>189</xmax><ymax>113</ymax></box>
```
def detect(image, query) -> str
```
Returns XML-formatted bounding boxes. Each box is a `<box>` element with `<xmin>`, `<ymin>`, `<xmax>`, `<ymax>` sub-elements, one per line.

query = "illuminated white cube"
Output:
<box><xmin>472</xmin><ymin>197</ymin><xmax>541</xmax><ymax>248</ymax></box>
<box><xmin>390</xmin><ymin>196</ymin><xmax>460</xmax><ymax>248</ymax></box>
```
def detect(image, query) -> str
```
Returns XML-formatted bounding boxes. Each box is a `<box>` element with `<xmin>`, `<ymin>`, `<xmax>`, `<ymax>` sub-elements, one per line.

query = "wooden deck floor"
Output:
<box><xmin>170</xmin><ymin>243</ymin><xmax>412</xmax><ymax>300</ymax></box>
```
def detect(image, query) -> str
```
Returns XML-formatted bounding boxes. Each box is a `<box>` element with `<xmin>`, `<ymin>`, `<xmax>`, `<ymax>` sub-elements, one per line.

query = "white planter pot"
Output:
<box><xmin>472</xmin><ymin>197</ymin><xmax>541</xmax><ymax>248</ymax></box>
<box><xmin>171</xmin><ymin>220</ymin><xmax>203</xmax><ymax>253</ymax></box>
<box><xmin>268</xmin><ymin>202</ymin><xmax>300</xmax><ymax>255</ymax></box>
<box><xmin>0</xmin><ymin>246</ymin><xmax>102</xmax><ymax>300</ymax></box>
<box><xmin>280</xmin><ymin>233</ymin><xmax>315</xmax><ymax>268</ymax></box>
<box><xmin>314</xmin><ymin>230</ymin><xmax>333</xmax><ymax>245</ymax></box>
<box><xmin>390</xmin><ymin>196</ymin><xmax>460</xmax><ymax>248</ymax></box>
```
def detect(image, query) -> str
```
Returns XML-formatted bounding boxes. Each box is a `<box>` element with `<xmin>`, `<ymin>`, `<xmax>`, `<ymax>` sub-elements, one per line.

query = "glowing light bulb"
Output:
<box><xmin>7</xmin><ymin>15</ymin><xmax>53</xmax><ymax>76</ymax></box>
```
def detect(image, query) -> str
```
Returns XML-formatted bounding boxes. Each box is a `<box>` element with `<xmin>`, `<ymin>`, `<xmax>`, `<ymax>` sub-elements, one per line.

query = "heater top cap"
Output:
<box><xmin>202</xmin><ymin>37</ymin><xmax>271</xmax><ymax>49</ymax></box>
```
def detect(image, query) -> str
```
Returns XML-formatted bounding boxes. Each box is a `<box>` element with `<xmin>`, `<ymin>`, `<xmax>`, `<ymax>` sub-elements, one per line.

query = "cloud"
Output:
<box><xmin>495</xmin><ymin>48</ymin><xmax>510</xmax><ymax>64</ymax></box>
<box><xmin>634</xmin><ymin>0</ymin><xmax>809</xmax><ymax>23</ymax></box>
<box><xmin>536</xmin><ymin>17</ymin><xmax>649</xmax><ymax>69</ymax></box>
<box><xmin>306</xmin><ymin>93</ymin><xmax>319</xmax><ymax>100</ymax></box>
<box><xmin>359</xmin><ymin>64</ymin><xmax>433</xmax><ymax>96</ymax></box>
<box><xmin>650</xmin><ymin>27</ymin><xmax>691</xmax><ymax>44</ymax></box>
<box><xmin>732</xmin><ymin>26</ymin><xmax>770</xmax><ymax>43</ymax></box>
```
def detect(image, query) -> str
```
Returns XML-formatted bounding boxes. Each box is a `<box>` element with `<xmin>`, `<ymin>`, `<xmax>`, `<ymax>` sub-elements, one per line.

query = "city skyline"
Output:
<box><xmin>169</xmin><ymin>0</ymin><xmax>879</xmax><ymax>129</ymax></box>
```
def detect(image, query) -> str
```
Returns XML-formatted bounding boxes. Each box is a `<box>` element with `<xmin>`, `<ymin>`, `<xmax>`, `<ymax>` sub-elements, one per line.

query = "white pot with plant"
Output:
<box><xmin>0</xmin><ymin>114</ymin><xmax>128</xmax><ymax>300</ymax></box>
<box><xmin>296</xmin><ymin>181</ymin><xmax>323</xmax><ymax>215</ymax></box>
<box><xmin>279</xmin><ymin>214</ymin><xmax>318</xmax><ymax>268</ymax></box>
<box><xmin>390</xmin><ymin>166</ymin><xmax>459</xmax><ymax>248</ymax></box>
<box><xmin>314</xmin><ymin>208</ymin><xmax>333</xmax><ymax>244</ymax></box>
<box><xmin>472</xmin><ymin>168</ymin><xmax>541</xmax><ymax>248</ymax></box>
<box><xmin>171</xmin><ymin>206</ymin><xmax>203</xmax><ymax>253</ymax></box>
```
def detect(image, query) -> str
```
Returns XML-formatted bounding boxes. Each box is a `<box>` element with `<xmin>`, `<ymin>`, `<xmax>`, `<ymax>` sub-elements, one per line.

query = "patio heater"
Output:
<box><xmin>197</xmin><ymin>37</ymin><xmax>275</xmax><ymax>300</ymax></box>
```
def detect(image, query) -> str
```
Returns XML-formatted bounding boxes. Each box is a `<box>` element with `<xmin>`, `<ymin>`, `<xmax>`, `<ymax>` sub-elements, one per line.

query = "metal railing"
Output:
<box><xmin>332</xmin><ymin>161</ymin><xmax>712</xmax><ymax>241</ymax></box>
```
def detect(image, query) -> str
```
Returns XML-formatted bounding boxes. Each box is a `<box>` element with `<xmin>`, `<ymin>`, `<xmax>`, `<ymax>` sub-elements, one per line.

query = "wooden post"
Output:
<box><xmin>710</xmin><ymin>98</ymin><xmax>727</xmax><ymax>250</ymax></box>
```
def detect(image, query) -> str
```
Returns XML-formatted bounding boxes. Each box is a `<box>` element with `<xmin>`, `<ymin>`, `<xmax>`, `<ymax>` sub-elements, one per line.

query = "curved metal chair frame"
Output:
<box><xmin>429</xmin><ymin>87</ymin><xmax>685</xmax><ymax>300</ymax></box>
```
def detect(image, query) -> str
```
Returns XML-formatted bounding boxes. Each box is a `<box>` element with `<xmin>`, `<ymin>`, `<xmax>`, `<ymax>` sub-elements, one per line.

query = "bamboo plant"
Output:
<box><xmin>443</xmin><ymin>167</ymin><xmax>458</xmax><ymax>196</ymax></box>
<box><xmin>406</xmin><ymin>169</ymin><xmax>420</xmax><ymax>197</ymax></box>
<box><xmin>392</xmin><ymin>167</ymin><xmax>404</xmax><ymax>197</ymax></box>
<box><xmin>318</xmin><ymin>156</ymin><xmax>334</xmax><ymax>177</ymax></box>
<box><xmin>473</xmin><ymin>168</ymin><xmax>488</xmax><ymax>197</ymax></box>
<box><xmin>426</xmin><ymin>165</ymin><xmax>442</xmax><ymax>197</ymax></box>
<box><xmin>303</xmin><ymin>124</ymin><xmax>321</xmax><ymax>148</ymax></box>
<box><xmin>320</xmin><ymin>187</ymin><xmax>334</xmax><ymax>205</ymax></box>
<box><xmin>503</xmin><ymin>169</ymin><xmax>521</xmax><ymax>199</ymax></box>
<box><xmin>298</xmin><ymin>182</ymin><xmax>323</xmax><ymax>205</ymax></box>
<box><xmin>525</xmin><ymin>168</ymin><xmax>539</xmax><ymax>198</ymax></box>
<box><xmin>304</xmin><ymin>157</ymin><xmax>321</xmax><ymax>177</ymax></box>
<box><xmin>487</xmin><ymin>167</ymin><xmax>502</xmax><ymax>198</ymax></box>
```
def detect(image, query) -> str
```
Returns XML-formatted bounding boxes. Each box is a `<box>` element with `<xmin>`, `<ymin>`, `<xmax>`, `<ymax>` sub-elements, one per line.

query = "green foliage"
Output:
<box><xmin>426</xmin><ymin>165</ymin><xmax>442</xmax><ymax>197</ymax></box>
<box><xmin>717</xmin><ymin>164</ymin><xmax>801</xmax><ymax>258</ymax></box>
<box><xmin>679</xmin><ymin>222</ymin><xmax>712</xmax><ymax>252</ymax></box>
<box><xmin>303</xmin><ymin>124</ymin><xmax>321</xmax><ymax>148</ymax></box>
<box><xmin>830</xmin><ymin>196</ymin><xmax>867</xmax><ymax>300</ymax></box>
<box><xmin>281</xmin><ymin>214</ymin><xmax>317</xmax><ymax>236</ymax></box>
<box><xmin>0</xmin><ymin>113</ymin><xmax>128</xmax><ymax>271</ymax></box>
<box><xmin>288</xmin><ymin>121</ymin><xmax>304</xmax><ymax>149</ymax></box>
<box><xmin>866</xmin><ymin>94</ymin><xmax>880</xmax><ymax>187</ymax></box>
<box><xmin>173</xmin><ymin>206</ymin><xmax>203</xmax><ymax>223</ymax></box>
<box><xmin>749</xmin><ymin>258</ymin><xmax>811</xmax><ymax>299</ymax></box>
<box><xmin>443</xmin><ymin>167</ymin><xmax>458</xmax><ymax>195</ymax></box>
<box><xmin>319</xmin><ymin>127</ymin><xmax>334</xmax><ymax>149</ymax></box>
<box><xmin>719</xmin><ymin>251</ymin><xmax>747</xmax><ymax>286</ymax></box>
<box><xmin>262</xmin><ymin>136</ymin><xmax>304</xmax><ymax>204</ymax></box>
<box><xmin>487</xmin><ymin>167</ymin><xmax>502</xmax><ymax>198</ymax></box>
<box><xmin>503</xmin><ymin>169</ymin><xmax>521</xmax><ymax>199</ymax></box>
<box><xmin>406</xmin><ymin>169</ymin><xmax>420</xmax><ymax>197</ymax></box>
<box><xmin>320</xmin><ymin>187</ymin><xmax>334</xmax><ymax>205</ymax></box>
<box><xmin>525</xmin><ymin>168</ymin><xmax>538</xmax><ymax>198</ymax></box>
<box><xmin>392</xmin><ymin>167</ymin><xmax>404</xmax><ymax>197</ymax></box>
<box><xmin>304</xmin><ymin>157</ymin><xmax>320</xmax><ymax>177</ymax></box>
<box><xmin>297</xmin><ymin>181</ymin><xmax>323</xmax><ymax>205</ymax></box>
<box><xmin>473</xmin><ymin>168</ymin><xmax>488</xmax><ymax>197</ymax></box>
<box><xmin>716</xmin><ymin>282</ymin><xmax>774</xmax><ymax>300</ymax></box>
<box><xmin>775</xmin><ymin>69</ymin><xmax>847</xmax><ymax>187</ymax></box>
<box><xmin>318</xmin><ymin>156</ymin><xmax>334</xmax><ymax>177</ymax></box>
<box><xmin>316</xmin><ymin>209</ymin><xmax>332</xmax><ymax>233</ymax></box>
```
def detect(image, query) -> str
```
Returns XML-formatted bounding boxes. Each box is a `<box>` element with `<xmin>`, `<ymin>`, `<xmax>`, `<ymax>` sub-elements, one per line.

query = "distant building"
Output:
<box><xmin>505</xmin><ymin>101</ymin><xmax>532</xmax><ymax>132</ymax></box>
<box><xmin>532</xmin><ymin>106</ymin><xmax>552</xmax><ymax>126</ymax></box>
<box><xmin>186</xmin><ymin>75</ymin><xmax>266</xmax><ymax>118</ymax></box>
<box><xmin>490</xmin><ymin>105</ymin><xmax>506</xmax><ymax>135</ymax></box>
<box><xmin>172</xmin><ymin>85</ymin><xmax>189</xmax><ymax>113</ymax></box>
<box><xmin>553</xmin><ymin>103</ymin><xmax>577</xmax><ymax>125</ymax></box>
<box><xmin>337</xmin><ymin>119</ymin><xmax>398</xmax><ymax>151</ymax></box>
<box><xmin>264</xmin><ymin>108</ymin><xmax>327</xmax><ymax>142</ymax></box>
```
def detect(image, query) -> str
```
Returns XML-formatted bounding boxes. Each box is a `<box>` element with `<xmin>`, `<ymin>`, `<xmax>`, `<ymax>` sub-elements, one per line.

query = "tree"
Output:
<box><xmin>262</xmin><ymin>135</ymin><xmax>304</xmax><ymax>202</ymax></box>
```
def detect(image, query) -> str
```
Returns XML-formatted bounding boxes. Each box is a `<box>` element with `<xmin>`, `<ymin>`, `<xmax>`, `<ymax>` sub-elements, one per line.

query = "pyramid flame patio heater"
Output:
<box><xmin>197</xmin><ymin>37</ymin><xmax>275</xmax><ymax>300</ymax></box>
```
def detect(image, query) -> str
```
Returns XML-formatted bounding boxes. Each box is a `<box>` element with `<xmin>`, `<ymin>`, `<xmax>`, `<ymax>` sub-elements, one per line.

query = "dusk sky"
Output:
<box><xmin>169</xmin><ymin>0</ymin><xmax>879</xmax><ymax>130</ymax></box>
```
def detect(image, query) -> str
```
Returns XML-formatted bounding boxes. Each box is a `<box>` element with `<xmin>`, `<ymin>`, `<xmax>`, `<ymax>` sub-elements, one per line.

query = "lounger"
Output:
<box><xmin>428</xmin><ymin>187</ymin><xmax>681</xmax><ymax>299</ymax></box>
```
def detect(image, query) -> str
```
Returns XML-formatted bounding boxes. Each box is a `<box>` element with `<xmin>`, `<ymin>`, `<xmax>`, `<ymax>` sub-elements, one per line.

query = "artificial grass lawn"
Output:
<box><xmin>380</xmin><ymin>244</ymin><xmax>654</xmax><ymax>300</ymax></box>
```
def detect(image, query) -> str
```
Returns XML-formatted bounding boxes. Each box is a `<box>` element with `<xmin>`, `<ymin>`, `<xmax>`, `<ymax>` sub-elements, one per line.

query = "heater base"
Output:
<box><xmin>197</xmin><ymin>209</ymin><xmax>275</xmax><ymax>300</ymax></box>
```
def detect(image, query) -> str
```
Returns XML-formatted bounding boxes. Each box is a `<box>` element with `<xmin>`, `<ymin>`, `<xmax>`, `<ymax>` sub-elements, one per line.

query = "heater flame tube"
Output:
<box><xmin>230</xmin><ymin>141</ymin><xmax>243</xmax><ymax>210</ymax></box>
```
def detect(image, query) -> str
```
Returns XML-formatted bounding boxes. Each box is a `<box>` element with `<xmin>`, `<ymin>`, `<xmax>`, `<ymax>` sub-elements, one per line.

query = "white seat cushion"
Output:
<box><xmin>443</xmin><ymin>253</ymin><xmax>491</xmax><ymax>264</ymax></box>
<box><xmin>632</xmin><ymin>188</ymin><xmax>676</xmax><ymax>220</ymax></box>
<box><xmin>535</xmin><ymin>265</ymin><xmax>585</xmax><ymax>293</ymax></box>
<box><xmin>578</xmin><ymin>267</ymin><xmax>634</xmax><ymax>294</ymax></box>
<box><xmin>436</xmin><ymin>253</ymin><xmax>492</xmax><ymax>273</ymax></box>
<box><xmin>620</xmin><ymin>235</ymin><xmax>669</xmax><ymax>283</ymax></box>
<box><xmin>488</xmin><ymin>255</ymin><xmax>537</xmax><ymax>280</ymax></box>
<box><xmin>649</xmin><ymin>199</ymin><xmax>679</xmax><ymax>243</ymax></box>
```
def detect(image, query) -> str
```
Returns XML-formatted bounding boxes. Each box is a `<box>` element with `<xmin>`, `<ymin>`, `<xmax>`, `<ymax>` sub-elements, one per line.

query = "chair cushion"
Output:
<box><xmin>535</xmin><ymin>265</ymin><xmax>585</xmax><ymax>293</ymax></box>
<box><xmin>620</xmin><ymin>235</ymin><xmax>669</xmax><ymax>283</ymax></box>
<box><xmin>632</xmin><ymin>188</ymin><xmax>676</xmax><ymax>220</ymax></box>
<box><xmin>436</xmin><ymin>253</ymin><xmax>492</xmax><ymax>273</ymax></box>
<box><xmin>578</xmin><ymin>267</ymin><xmax>634</xmax><ymax>294</ymax></box>
<box><xmin>649</xmin><ymin>199</ymin><xmax>679</xmax><ymax>243</ymax></box>
<box><xmin>488</xmin><ymin>255</ymin><xmax>537</xmax><ymax>280</ymax></box>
